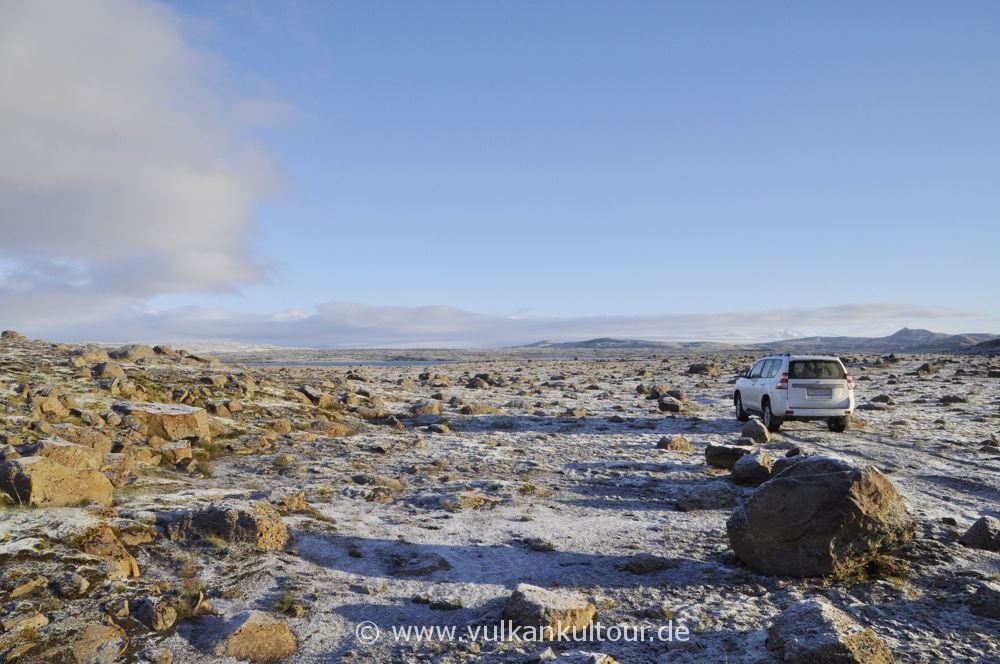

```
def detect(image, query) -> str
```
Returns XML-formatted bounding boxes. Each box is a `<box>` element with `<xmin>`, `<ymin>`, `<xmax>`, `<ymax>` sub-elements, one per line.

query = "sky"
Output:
<box><xmin>1</xmin><ymin>0</ymin><xmax>998</xmax><ymax>347</ymax></box>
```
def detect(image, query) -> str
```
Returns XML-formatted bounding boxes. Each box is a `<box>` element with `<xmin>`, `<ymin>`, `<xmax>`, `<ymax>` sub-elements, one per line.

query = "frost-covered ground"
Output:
<box><xmin>1</xmin><ymin>338</ymin><xmax>998</xmax><ymax>662</ymax></box>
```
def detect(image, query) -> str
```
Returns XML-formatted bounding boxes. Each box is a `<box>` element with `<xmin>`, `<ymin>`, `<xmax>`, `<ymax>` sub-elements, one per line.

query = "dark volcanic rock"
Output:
<box><xmin>727</xmin><ymin>455</ymin><xmax>915</xmax><ymax>577</ymax></box>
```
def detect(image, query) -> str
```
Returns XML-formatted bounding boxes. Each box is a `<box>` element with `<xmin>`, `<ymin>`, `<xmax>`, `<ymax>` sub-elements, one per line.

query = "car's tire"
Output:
<box><xmin>762</xmin><ymin>399</ymin><xmax>782</xmax><ymax>432</ymax></box>
<box><xmin>734</xmin><ymin>393</ymin><xmax>749</xmax><ymax>422</ymax></box>
<box><xmin>827</xmin><ymin>417</ymin><xmax>848</xmax><ymax>433</ymax></box>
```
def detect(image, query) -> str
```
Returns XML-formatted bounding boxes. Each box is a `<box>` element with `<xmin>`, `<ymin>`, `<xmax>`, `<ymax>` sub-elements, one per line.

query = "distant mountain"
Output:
<box><xmin>514</xmin><ymin>337</ymin><xmax>741</xmax><ymax>351</ymax></box>
<box><xmin>757</xmin><ymin>328</ymin><xmax>998</xmax><ymax>354</ymax></box>
<box><xmin>519</xmin><ymin>337</ymin><xmax>669</xmax><ymax>349</ymax></box>
<box><xmin>969</xmin><ymin>338</ymin><xmax>1000</xmax><ymax>354</ymax></box>
<box><xmin>514</xmin><ymin>329</ymin><xmax>998</xmax><ymax>354</ymax></box>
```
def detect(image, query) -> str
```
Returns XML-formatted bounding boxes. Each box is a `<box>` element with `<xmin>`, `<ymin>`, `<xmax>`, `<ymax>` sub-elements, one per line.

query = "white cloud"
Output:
<box><xmin>0</xmin><ymin>0</ymin><xmax>275</xmax><ymax>326</ymax></box>
<box><xmin>18</xmin><ymin>300</ymin><xmax>993</xmax><ymax>348</ymax></box>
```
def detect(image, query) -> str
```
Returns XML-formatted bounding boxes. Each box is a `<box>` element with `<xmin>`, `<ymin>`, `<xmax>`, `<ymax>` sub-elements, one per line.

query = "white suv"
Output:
<box><xmin>734</xmin><ymin>355</ymin><xmax>855</xmax><ymax>432</ymax></box>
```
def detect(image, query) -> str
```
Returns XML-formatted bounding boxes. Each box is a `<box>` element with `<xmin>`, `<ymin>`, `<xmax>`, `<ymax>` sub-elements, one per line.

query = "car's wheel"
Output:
<box><xmin>827</xmin><ymin>417</ymin><xmax>848</xmax><ymax>433</ymax></box>
<box><xmin>734</xmin><ymin>393</ymin><xmax>749</xmax><ymax>422</ymax></box>
<box><xmin>762</xmin><ymin>399</ymin><xmax>782</xmax><ymax>432</ymax></box>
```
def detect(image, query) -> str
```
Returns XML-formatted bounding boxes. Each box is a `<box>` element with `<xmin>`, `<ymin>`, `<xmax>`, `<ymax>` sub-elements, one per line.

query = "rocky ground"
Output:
<box><xmin>0</xmin><ymin>329</ymin><xmax>998</xmax><ymax>663</ymax></box>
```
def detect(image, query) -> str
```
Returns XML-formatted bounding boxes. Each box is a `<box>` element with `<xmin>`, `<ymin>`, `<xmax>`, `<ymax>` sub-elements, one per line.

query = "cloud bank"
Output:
<box><xmin>23</xmin><ymin>301</ymin><xmax>990</xmax><ymax>348</ymax></box>
<box><xmin>0</xmin><ymin>0</ymin><xmax>273</xmax><ymax>327</ymax></box>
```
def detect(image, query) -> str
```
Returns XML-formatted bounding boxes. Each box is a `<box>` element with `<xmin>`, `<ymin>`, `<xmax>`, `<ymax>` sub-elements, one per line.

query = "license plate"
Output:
<box><xmin>807</xmin><ymin>388</ymin><xmax>832</xmax><ymax>397</ymax></box>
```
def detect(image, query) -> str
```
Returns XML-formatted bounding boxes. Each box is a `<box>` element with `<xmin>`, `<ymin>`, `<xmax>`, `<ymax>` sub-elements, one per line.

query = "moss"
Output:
<box><xmin>272</xmin><ymin>456</ymin><xmax>293</xmax><ymax>470</ymax></box>
<box><xmin>195</xmin><ymin>439</ymin><xmax>227</xmax><ymax>459</ymax></box>
<box><xmin>824</xmin><ymin>554</ymin><xmax>911</xmax><ymax>588</ymax></box>
<box><xmin>193</xmin><ymin>460</ymin><xmax>214</xmax><ymax>477</ymax></box>
<box><xmin>274</xmin><ymin>590</ymin><xmax>299</xmax><ymax>614</ymax></box>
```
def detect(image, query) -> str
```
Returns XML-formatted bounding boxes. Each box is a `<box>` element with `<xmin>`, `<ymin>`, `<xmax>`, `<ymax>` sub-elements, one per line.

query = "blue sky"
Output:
<box><xmin>1</xmin><ymin>1</ymin><xmax>997</xmax><ymax>345</ymax></box>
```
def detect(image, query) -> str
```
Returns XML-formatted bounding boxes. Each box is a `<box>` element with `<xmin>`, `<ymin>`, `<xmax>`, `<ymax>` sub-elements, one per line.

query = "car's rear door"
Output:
<box><xmin>786</xmin><ymin>359</ymin><xmax>851</xmax><ymax>410</ymax></box>
<box><xmin>743</xmin><ymin>360</ymin><xmax>767</xmax><ymax>411</ymax></box>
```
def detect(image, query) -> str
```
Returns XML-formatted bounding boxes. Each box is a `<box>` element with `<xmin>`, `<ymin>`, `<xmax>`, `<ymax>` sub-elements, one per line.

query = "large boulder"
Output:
<box><xmin>50</xmin><ymin>424</ymin><xmax>114</xmax><ymax>453</ymax></box>
<box><xmin>69</xmin><ymin>348</ymin><xmax>110</xmax><ymax>367</ymax></box>
<box><xmin>727</xmin><ymin>455</ymin><xmax>915</xmax><ymax>577</ymax></box>
<box><xmin>116</xmin><ymin>402</ymin><xmax>210</xmax><ymax>441</ymax></box>
<box><xmin>212</xmin><ymin>611</ymin><xmax>297</xmax><ymax>662</ymax></box>
<box><xmin>165</xmin><ymin>501</ymin><xmax>289</xmax><ymax>550</ymax></box>
<box><xmin>93</xmin><ymin>362</ymin><xmax>126</xmax><ymax>380</ymax></box>
<box><xmin>0</xmin><ymin>456</ymin><xmax>113</xmax><ymax>507</ymax></box>
<box><xmin>767</xmin><ymin>598</ymin><xmax>893</xmax><ymax>663</ymax></box>
<box><xmin>33</xmin><ymin>438</ymin><xmax>103</xmax><ymax>470</ymax></box>
<box><xmin>108</xmin><ymin>344</ymin><xmax>157</xmax><ymax>363</ymax></box>
<box><xmin>501</xmin><ymin>584</ymin><xmax>596</xmax><ymax>637</ymax></box>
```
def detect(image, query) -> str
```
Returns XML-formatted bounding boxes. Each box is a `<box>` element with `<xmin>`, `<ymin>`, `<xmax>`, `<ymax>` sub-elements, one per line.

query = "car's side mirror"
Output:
<box><xmin>739</xmin><ymin>370</ymin><xmax>748</xmax><ymax>378</ymax></box>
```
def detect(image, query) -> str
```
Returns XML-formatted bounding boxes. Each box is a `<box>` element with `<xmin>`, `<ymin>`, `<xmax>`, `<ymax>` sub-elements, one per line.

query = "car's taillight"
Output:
<box><xmin>845</xmin><ymin>373</ymin><xmax>854</xmax><ymax>390</ymax></box>
<box><xmin>776</xmin><ymin>372</ymin><xmax>788</xmax><ymax>389</ymax></box>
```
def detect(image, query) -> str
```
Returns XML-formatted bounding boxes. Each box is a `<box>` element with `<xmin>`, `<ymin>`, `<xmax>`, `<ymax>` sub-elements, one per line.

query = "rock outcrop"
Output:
<box><xmin>165</xmin><ymin>501</ymin><xmax>289</xmax><ymax>550</ymax></box>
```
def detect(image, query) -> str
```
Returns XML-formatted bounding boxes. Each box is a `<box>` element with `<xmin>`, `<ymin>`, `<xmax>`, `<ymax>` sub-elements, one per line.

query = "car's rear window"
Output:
<box><xmin>789</xmin><ymin>360</ymin><xmax>845</xmax><ymax>379</ymax></box>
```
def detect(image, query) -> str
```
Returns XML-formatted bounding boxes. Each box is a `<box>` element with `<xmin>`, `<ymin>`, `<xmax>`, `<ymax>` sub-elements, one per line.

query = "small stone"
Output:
<box><xmin>767</xmin><ymin>598</ymin><xmax>892</xmax><ymax>663</ymax></box>
<box><xmin>52</xmin><ymin>572</ymin><xmax>90</xmax><ymax>598</ymax></box>
<box><xmin>959</xmin><ymin>516</ymin><xmax>1000</xmax><ymax>552</ymax></box>
<box><xmin>969</xmin><ymin>580</ymin><xmax>1000</xmax><ymax>620</ymax></box>
<box><xmin>657</xmin><ymin>396</ymin><xmax>683</xmax><ymax>413</ymax></box>
<box><xmin>731</xmin><ymin>450</ymin><xmax>773</xmax><ymax>486</ymax></box>
<box><xmin>212</xmin><ymin>611</ymin><xmax>298</xmax><ymax>662</ymax></box>
<box><xmin>72</xmin><ymin>623</ymin><xmax>129</xmax><ymax>664</ymax></box>
<box><xmin>134</xmin><ymin>597</ymin><xmax>177</xmax><ymax>632</ymax></box>
<box><xmin>657</xmin><ymin>436</ymin><xmax>693</xmax><ymax>452</ymax></box>
<box><xmin>501</xmin><ymin>583</ymin><xmax>596</xmax><ymax>636</ymax></box>
<box><xmin>675</xmin><ymin>481</ymin><xmax>737</xmax><ymax>511</ymax></box>
<box><xmin>79</xmin><ymin>524</ymin><xmax>140</xmax><ymax>579</ymax></box>
<box><xmin>138</xmin><ymin>647</ymin><xmax>174</xmax><ymax>664</ymax></box>
<box><xmin>9</xmin><ymin>575</ymin><xmax>48</xmax><ymax>599</ymax></box>
<box><xmin>623</xmin><ymin>553</ymin><xmax>677</xmax><ymax>574</ymax></box>
<box><xmin>705</xmin><ymin>445</ymin><xmax>751</xmax><ymax>469</ymax></box>
<box><xmin>741</xmin><ymin>419</ymin><xmax>771</xmax><ymax>444</ymax></box>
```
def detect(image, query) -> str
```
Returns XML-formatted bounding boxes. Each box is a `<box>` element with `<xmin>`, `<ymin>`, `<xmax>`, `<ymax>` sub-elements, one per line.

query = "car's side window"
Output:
<box><xmin>765</xmin><ymin>360</ymin><xmax>781</xmax><ymax>378</ymax></box>
<box><xmin>749</xmin><ymin>360</ymin><xmax>765</xmax><ymax>378</ymax></box>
